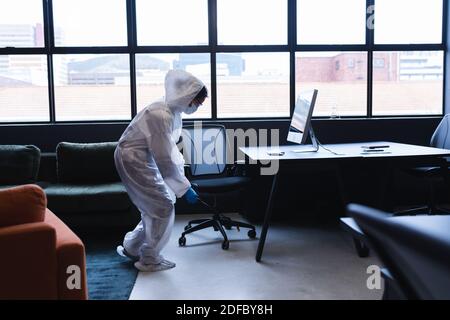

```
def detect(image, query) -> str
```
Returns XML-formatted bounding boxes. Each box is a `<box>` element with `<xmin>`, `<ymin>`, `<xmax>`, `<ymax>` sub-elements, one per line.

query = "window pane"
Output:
<box><xmin>373</xmin><ymin>51</ymin><xmax>443</xmax><ymax>116</ymax></box>
<box><xmin>0</xmin><ymin>0</ymin><xmax>44</xmax><ymax>48</ymax></box>
<box><xmin>0</xmin><ymin>55</ymin><xmax>49</xmax><ymax>122</ymax></box>
<box><xmin>296</xmin><ymin>52</ymin><xmax>367</xmax><ymax>117</ymax></box>
<box><xmin>136</xmin><ymin>0</ymin><xmax>208</xmax><ymax>46</ymax></box>
<box><xmin>136</xmin><ymin>54</ymin><xmax>211</xmax><ymax>119</ymax></box>
<box><xmin>297</xmin><ymin>0</ymin><xmax>366</xmax><ymax>45</ymax></box>
<box><xmin>53</xmin><ymin>0</ymin><xmax>127</xmax><ymax>47</ymax></box>
<box><xmin>54</xmin><ymin>54</ymin><xmax>131</xmax><ymax>121</ymax></box>
<box><xmin>375</xmin><ymin>0</ymin><xmax>443</xmax><ymax>44</ymax></box>
<box><xmin>217</xmin><ymin>0</ymin><xmax>287</xmax><ymax>45</ymax></box>
<box><xmin>217</xmin><ymin>53</ymin><xmax>290</xmax><ymax>118</ymax></box>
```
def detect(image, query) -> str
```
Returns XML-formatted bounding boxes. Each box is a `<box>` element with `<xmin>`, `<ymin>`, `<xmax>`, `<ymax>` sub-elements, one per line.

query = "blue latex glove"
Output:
<box><xmin>184</xmin><ymin>187</ymin><xmax>199</xmax><ymax>204</ymax></box>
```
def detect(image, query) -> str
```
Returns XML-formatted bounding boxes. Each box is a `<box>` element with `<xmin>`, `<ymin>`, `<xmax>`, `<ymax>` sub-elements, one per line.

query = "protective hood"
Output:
<box><xmin>164</xmin><ymin>69</ymin><xmax>205</xmax><ymax>113</ymax></box>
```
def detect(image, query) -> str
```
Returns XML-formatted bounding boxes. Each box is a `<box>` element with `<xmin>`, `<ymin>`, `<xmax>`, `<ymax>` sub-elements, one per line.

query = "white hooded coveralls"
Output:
<box><xmin>114</xmin><ymin>70</ymin><xmax>205</xmax><ymax>265</ymax></box>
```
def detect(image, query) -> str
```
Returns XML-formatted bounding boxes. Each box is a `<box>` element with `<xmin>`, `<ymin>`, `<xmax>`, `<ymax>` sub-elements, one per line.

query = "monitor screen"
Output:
<box><xmin>287</xmin><ymin>89</ymin><xmax>318</xmax><ymax>145</ymax></box>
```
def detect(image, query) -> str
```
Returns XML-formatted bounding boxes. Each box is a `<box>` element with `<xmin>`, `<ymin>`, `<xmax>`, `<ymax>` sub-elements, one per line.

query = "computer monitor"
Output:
<box><xmin>287</xmin><ymin>89</ymin><xmax>319</xmax><ymax>153</ymax></box>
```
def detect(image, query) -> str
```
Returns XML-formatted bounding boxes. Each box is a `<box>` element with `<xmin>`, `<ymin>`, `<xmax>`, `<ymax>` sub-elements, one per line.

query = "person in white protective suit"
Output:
<box><xmin>114</xmin><ymin>70</ymin><xmax>207</xmax><ymax>272</ymax></box>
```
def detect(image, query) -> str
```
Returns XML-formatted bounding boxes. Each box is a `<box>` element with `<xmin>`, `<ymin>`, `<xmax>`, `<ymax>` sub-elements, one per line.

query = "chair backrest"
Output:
<box><xmin>430</xmin><ymin>114</ymin><xmax>450</xmax><ymax>149</ymax></box>
<box><xmin>347</xmin><ymin>204</ymin><xmax>450</xmax><ymax>300</ymax></box>
<box><xmin>181</xmin><ymin>124</ymin><xmax>227</xmax><ymax>177</ymax></box>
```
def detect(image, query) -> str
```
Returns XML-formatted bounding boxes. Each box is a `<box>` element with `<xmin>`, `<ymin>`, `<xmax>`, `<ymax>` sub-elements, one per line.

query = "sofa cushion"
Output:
<box><xmin>0</xmin><ymin>184</ymin><xmax>47</xmax><ymax>228</ymax></box>
<box><xmin>0</xmin><ymin>145</ymin><xmax>40</xmax><ymax>185</ymax></box>
<box><xmin>56</xmin><ymin>142</ymin><xmax>120</xmax><ymax>184</ymax></box>
<box><xmin>44</xmin><ymin>182</ymin><xmax>131</xmax><ymax>214</ymax></box>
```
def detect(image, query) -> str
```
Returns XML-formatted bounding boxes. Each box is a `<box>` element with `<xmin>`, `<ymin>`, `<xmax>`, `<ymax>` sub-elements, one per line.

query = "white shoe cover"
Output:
<box><xmin>117</xmin><ymin>245</ymin><xmax>139</xmax><ymax>262</ymax></box>
<box><xmin>134</xmin><ymin>259</ymin><xmax>176</xmax><ymax>272</ymax></box>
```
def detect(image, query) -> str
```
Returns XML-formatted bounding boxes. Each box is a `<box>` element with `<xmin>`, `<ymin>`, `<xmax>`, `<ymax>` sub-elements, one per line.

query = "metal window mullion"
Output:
<box><xmin>127</xmin><ymin>0</ymin><xmax>137</xmax><ymax>118</ymax></box>
<box><xmin>367</xmin><ymin>0</ymin><xmax>375</xmax><ymax>117</ymax></box>
<box><xmin>209</xmin><ymin>0</ymin><xmax>218</xmax><ymax>119</ymax></box>
<box><xmin>372</xmin><ymin>44</ymin><xmax>445</xmax><ymax>51</ymax></box>
<box><xmin>45</xmin><ymin>0</ymin><xmax>56</xmax><ymax>122</ymax></box>
<box><xmin>296</xmin><ymin>44</ymin><xmax>368</xmax><ymax>52</ymax></box>
<box><xmin>288</xmin><ymin>0</ymin><xmax>297</xmax><ymax>117</ymax></box>
<box><xmin>215</xmin><ymin>45</ymin><xmax>290</xmax><ymax>53</ymax></box>
<box><xmin>367</xmin><ymin>50</ymin><xmax>373</xmax><ymax>117</ymax></box>
<box><xmin>442</xmin><ymin>0</ymin><xmax>448</xmax><ymax>115</ymax></box>
<box><xmin>129</xmin><ymin>53</ymin><xmax>137</xmax><ymax>118</ymax></box>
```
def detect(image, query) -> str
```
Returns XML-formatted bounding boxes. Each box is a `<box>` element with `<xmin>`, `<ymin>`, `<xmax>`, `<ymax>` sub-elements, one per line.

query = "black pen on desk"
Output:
<box><xmin>362</xmin><ymin>145</ymin><xmax>390</xmax><ymax>149</ymax></box>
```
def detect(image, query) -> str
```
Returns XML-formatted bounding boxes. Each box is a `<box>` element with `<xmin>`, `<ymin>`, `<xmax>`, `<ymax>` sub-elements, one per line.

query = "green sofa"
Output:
<box><xmin>0</xmin><ymin>143</ymin><xmax>139</xmax><ymax>230</ymax></box>
<box><xmin>1</xmin><ymin>142</ymin><xmax>241</xmax><ymax>230</ymax></box>
<box><xmin>41</xmin><ymin>142</ymin><xmax>140</xmax><ymax>229</ymax></box>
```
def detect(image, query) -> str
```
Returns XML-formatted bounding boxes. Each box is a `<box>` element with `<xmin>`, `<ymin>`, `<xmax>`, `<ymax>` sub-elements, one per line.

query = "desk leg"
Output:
<box><xmin>335</xmin><ymin>165</ymin><xmax>349</xmax><ymax>208</ymax></box>
<box><xmin>256</xmin><ymin>173</ymin><xmax>279</xmax><ymax>262</ymax></box>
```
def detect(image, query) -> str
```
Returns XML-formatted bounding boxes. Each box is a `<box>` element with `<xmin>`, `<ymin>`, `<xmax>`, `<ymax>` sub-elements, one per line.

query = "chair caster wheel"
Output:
<box><xmin>248</xmin><ymin>229</ymin><xmax>257</xmax><ymax>239</ymax></box>
<box><xmin>184</xmin><ymin>224</ymin><xmax>191</xmax><ymax>231</ymax></box>
<box><xmin>224</xmin><ymin>224</ymin><xmax>232</xmax><ymax>230</ymax></box>
<box><xmin>222</xmin><ymin>240</ymin><xmax>229</xmax><ymax>250</ymax></box>
<box><xmin>179</xmin><ymin>237</ymin><xmax>186</xmax><ymax>247</ymax></box>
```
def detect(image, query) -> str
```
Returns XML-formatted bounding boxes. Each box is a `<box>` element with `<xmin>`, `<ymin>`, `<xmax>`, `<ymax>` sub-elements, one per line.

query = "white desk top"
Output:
<box><xmin>240</xmin><ymin>142</ymin><xmax>450</xmax><ymax>162</ymax></box>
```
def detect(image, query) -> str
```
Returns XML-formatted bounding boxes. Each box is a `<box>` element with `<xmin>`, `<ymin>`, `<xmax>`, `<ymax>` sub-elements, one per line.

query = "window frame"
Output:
<box><xmin>0</xmin><ymin>0</ymin><xmax>447</xmax><ymax>124</ymax></box>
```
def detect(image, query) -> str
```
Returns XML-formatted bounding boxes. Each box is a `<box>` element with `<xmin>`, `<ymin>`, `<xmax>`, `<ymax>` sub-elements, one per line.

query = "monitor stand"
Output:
<box><xmin>292</xmin><ymin>127</ymin><xmax>319</xmax><ymax>153</ymax></box>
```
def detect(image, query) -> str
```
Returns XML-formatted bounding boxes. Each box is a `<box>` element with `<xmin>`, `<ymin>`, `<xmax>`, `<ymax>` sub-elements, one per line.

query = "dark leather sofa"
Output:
<box><xmin>0</xmin><ymin>142</ymin><xmax>246</xmax><ymax>232</ymax></box>
<box><xmin>0</xmin><ymin>143</ymin><xmax>139</xmax><ymax>231</ymax></box>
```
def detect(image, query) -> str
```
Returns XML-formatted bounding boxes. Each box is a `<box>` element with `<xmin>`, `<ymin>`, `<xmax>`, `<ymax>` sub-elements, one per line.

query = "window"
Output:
<box><xmin>297</xmin><ymin>0</ymin><xmax>366</xmax><ymax>45</ymax></box>
<box><xmin>136</xmin><ymin>0</ymin><xmax>208</xmax><ymax>46</ymax></box>
<box><xmin>372</xmin><ymin>51</ymin><xmax>444</xmax><ymax>116</ymax></box>
<box><xmin>53</xmin><ymin>54</ymin><xmax>131</xmax><ymax>121</ymax></box>
<box><xmin>53</xmin><ymin>0</ymin><xmax>127</xmax><ymax>47</ymax></box>
<box><xmin>0</xmin><ymin>55</ymin><xmax>49</xmax><ymax>122</ymax></box>
<box><xmin>136</xmin><ymin>53</ymin><xmax>211</xmax><ymax>118</ymax></box>
<box><xmin>296</xmin><ymin>52</ymin><xmax>367</xmax><ymax>117</ymax></box>
<box><xmin>217</xmin><ymin>0</ymin><xmax>287</xmax><ymax>45</ymax></box>
<box><xmin>0</xmin><ymin>0</ymin><xmax>44</xmax><ymax>48</ymax></box>
<box><xmin>0</xmin><ymin>0</ymin><xmax>447</xmax><ymax>123</ymax></box>
<box><xmin>216</xmin><ymin>53</ymin><xmax>290</xmax><ymax>118</ymax></box>
<box><xmin>375</xmin><ymin>0</ymin><xmax>443</xmax><ymax>44</ymax></box>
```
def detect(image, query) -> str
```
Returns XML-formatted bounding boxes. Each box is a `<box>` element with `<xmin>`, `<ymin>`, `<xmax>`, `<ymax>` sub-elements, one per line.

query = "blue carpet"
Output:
<box><xmin>85</xmin><ymin>240</ymin><xmax>138</xmax><ymax>300</ymax></box>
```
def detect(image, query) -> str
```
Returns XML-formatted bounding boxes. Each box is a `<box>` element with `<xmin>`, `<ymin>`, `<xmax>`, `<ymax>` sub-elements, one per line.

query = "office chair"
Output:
<box><xmin>396</xmin><ymin>115</ymin><xmax>450</xmax><ymax>216</ymax></box>
<box><xmin>178</xmin><ymin>124</ymin><xmax>257</xmax><ymax>250</ymax></box>
<box><xmin>348</xmin><ymin>204</ymin><xmax>450</xmax><ymax>300</ymax></box>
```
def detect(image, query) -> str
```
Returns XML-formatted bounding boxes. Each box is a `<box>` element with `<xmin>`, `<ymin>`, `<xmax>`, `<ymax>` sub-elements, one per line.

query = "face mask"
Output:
<box><xmin>184</xmin><ymin>104</ymin><xmax>199</xmax><ymax>115</ymax></box>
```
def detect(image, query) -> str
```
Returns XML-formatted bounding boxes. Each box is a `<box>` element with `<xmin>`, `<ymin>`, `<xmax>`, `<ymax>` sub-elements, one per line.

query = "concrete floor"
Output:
<box><xmin>130</xmin><ymin>214</ymin><xmax>383</xmax><ymax>300</ymax></box>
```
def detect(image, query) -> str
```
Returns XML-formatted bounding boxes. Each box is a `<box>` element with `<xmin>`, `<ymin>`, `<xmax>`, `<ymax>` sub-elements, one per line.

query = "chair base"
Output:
<box><xmin>179</xmin><ymin>214</ymin><xmax>257</xmax><ymax>250</ymax></box>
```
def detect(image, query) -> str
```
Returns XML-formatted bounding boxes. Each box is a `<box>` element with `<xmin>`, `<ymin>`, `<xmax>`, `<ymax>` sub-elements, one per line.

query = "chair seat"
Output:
<box><xmin>191</xmin><ymin>176</ymin><xmax>251</xmax><ymax>193</ymax></box>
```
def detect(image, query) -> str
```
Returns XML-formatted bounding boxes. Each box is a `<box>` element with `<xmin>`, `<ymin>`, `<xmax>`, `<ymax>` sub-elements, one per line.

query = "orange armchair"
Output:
<box><xmin>0</xmin><ymin>185</ymin><xmax>88</xmax><ymax>300</ymax></box>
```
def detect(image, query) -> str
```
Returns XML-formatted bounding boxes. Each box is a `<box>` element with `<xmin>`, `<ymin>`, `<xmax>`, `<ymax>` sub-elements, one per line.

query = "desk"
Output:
<box><xmin>240</xmin><ymin>141</ymin><xmax>450</xmax><ymax>262</ymax></box>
